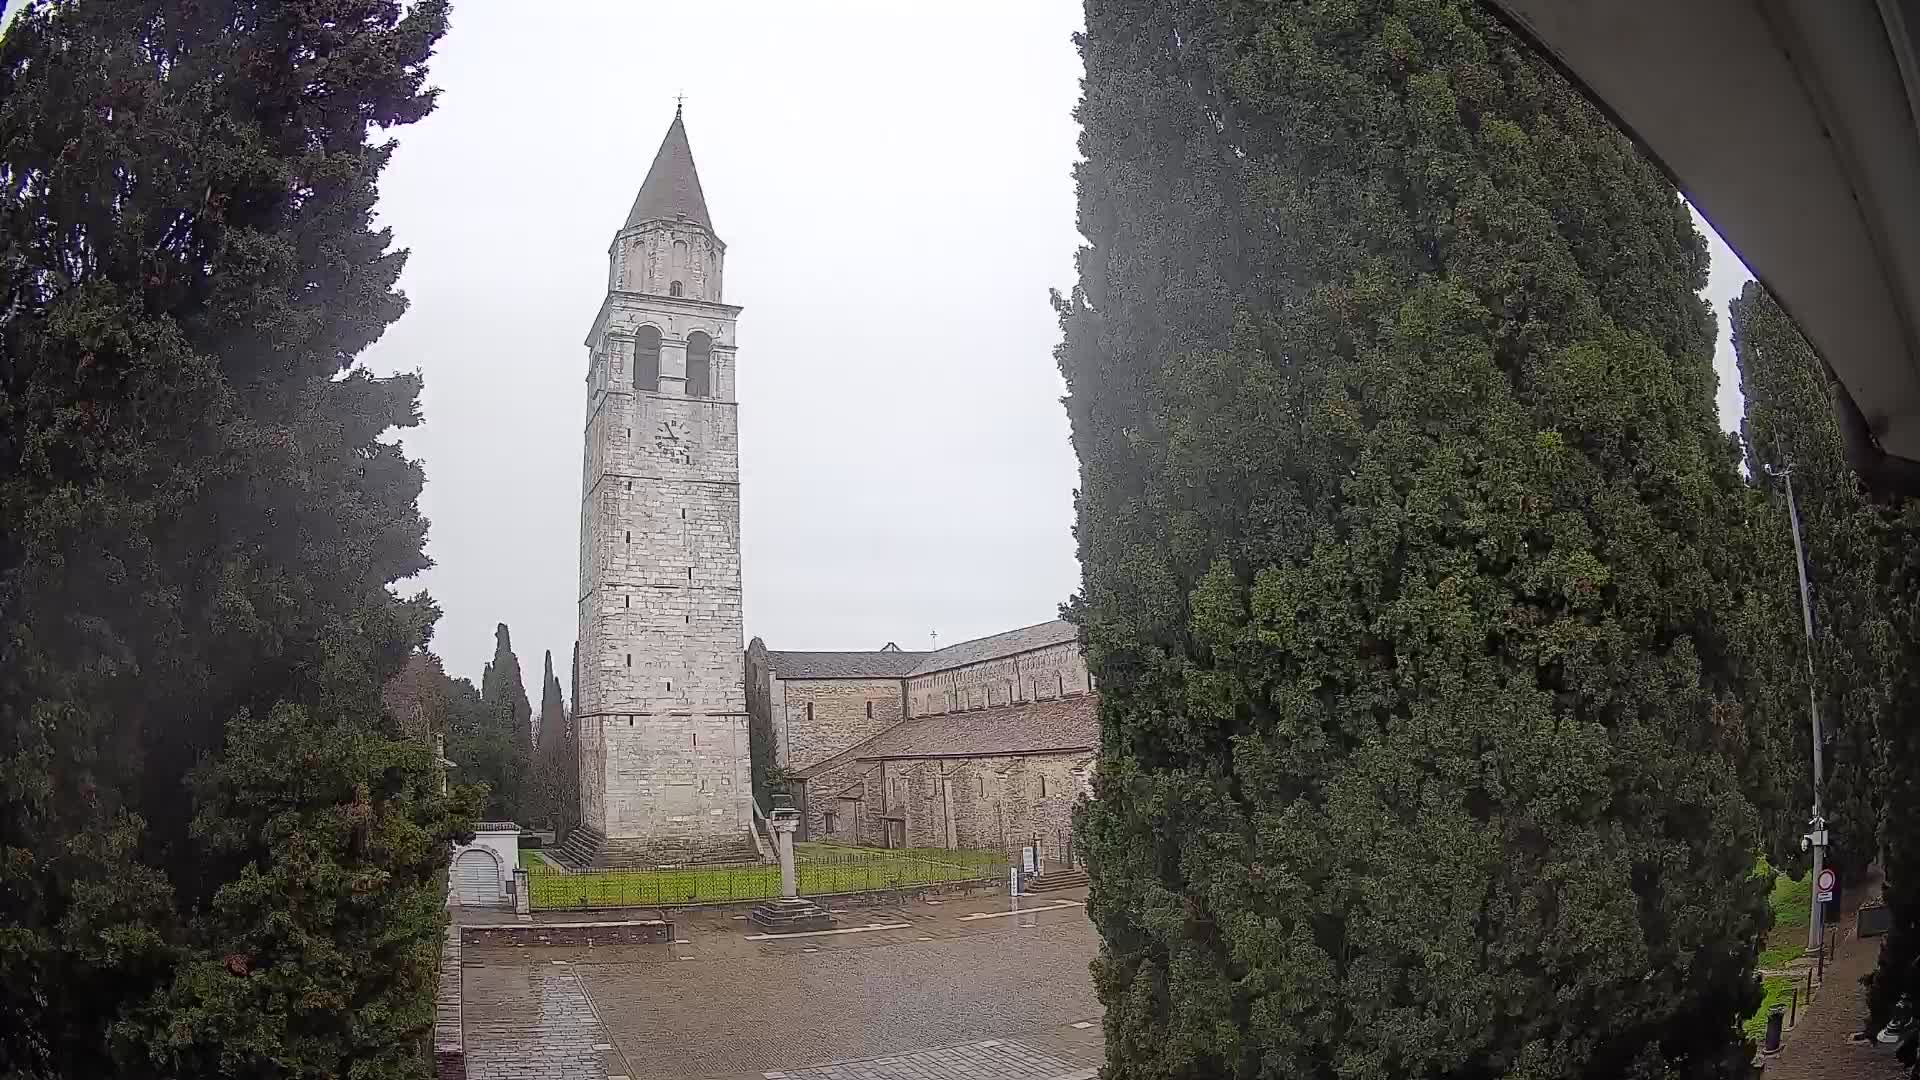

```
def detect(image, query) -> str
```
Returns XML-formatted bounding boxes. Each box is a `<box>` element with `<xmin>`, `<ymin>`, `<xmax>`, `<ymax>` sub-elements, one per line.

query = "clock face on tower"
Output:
<box><xmin>654</xmin><ymin>418</ymin><xmax>693</xmax><ymax>464</ymax></box>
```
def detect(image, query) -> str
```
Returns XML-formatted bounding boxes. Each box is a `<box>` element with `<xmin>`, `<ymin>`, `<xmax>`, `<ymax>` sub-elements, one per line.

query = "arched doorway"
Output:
<box><xmin>453</xmin><ymin>848</ymin><xmax>503</xmax><ymax>907</ymax></box>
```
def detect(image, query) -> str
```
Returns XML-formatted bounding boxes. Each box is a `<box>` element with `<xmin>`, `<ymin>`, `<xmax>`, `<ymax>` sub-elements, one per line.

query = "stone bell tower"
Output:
<box><xmin>569</xmin><ymin>107</ymin><xmax>753</xmax><ymax>865</ymax></box>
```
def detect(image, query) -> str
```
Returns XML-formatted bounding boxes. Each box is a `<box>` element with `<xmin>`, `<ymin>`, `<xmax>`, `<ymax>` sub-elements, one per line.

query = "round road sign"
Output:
<box><xmin>1817</xmin><ymin>868</ymin><xmax>1837</xmax><ymax>893</ymax></box>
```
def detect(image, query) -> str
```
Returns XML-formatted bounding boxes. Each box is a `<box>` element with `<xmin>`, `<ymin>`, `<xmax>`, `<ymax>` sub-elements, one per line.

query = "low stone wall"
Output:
<box><xmin>461</xmin><ymin>918</ymin><xmax>675</xmax><ymax>949</ymax></box>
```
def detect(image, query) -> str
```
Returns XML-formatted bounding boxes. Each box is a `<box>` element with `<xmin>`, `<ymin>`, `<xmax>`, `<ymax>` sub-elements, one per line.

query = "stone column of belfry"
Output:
<box><xmin>572</xmin><ymin>106</ymin><xmax>753</xmax><ymax>866</ymax></box>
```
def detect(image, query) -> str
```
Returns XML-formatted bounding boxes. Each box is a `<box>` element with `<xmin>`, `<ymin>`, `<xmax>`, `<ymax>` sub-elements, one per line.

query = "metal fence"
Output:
<box><xmin>526</xmin><ymin>846</ymin><xmax>1007</xmax><ymax>910</ymax></box>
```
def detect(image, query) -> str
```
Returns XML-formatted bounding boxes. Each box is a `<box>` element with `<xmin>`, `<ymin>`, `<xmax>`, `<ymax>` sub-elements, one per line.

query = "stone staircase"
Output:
<box><xmin>1024</xmin><ymin>866</ymin><xmax>1089</xmax><ymax>893</ymax></box>
<box><xmin>552</xmin><ymin>826</ymin><xmax>606</xmax><ymax>870</ymax></box>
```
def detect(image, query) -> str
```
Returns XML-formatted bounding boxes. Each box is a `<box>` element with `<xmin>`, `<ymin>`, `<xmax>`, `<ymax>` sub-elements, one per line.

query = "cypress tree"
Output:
<box><xmin>1058</xmin><ymin>2</ymin><xmax>1768</xmax><ymax>1075</ymax></box>
<box><xmin>569</xmin><ymin>641</ymin><xmax>582</xmax><ymax>833</ymax></box>
<box><xmin>0</xmin><ymin>1</ymin><xmax>462</xmax><ymax>1076</ymax></box>
<box><xmin>1730</xmin><ymin>282</ymin><xmax>1890</xmax><ymax>884</ymax></box>
<box><xmin>1871</xmin><ymin>519</ymin><xmax>1920</xmax><ymax>1031</ymax></box>
<box><xmin>534</xmin><ymin>650</ymin><xmax>572</xmax><ymax>833</ymax></box>
<box><xmin>473</xmin><ymin>623</ymin><xmax>533</xmax><ymax>822</ymax></box>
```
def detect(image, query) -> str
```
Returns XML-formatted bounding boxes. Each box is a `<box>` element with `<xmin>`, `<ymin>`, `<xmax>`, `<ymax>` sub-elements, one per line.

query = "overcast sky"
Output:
<box><xmin>359</xmin><ymin>1</ymin><xmax>1755</xmax><ymax>687</ymax></box>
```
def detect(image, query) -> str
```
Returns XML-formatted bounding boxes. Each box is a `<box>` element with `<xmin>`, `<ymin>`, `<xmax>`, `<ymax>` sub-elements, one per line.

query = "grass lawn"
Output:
<box><xmin>1742</xmin><ymin>860</ymin><xmax>1817</xmax><ymax>1037</ymax></box>
<box><xmin>1768</xmin><ymin>867</ymin><xmax>1813</xmax><ymax>931</ymax></box>
<box><xmin>1756</xmin><ymin>861</ymin><xmax>1813</xmax><ymax>970</ymax></box>
<box><xmin>524</xmin><ymin>845</ymin><xmax>1006</xmax><ymax>910</ymax></box>
<box><xmin>1744</xmin><ymin>974</ymin><xmax>1798</xmax><ymax>1038</ymax></box>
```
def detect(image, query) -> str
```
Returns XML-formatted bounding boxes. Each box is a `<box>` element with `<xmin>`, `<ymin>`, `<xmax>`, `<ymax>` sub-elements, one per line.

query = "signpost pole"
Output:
<box><xmin>1782</xmin><ymin>468</ymin><xmax>1829</xmax><ymax>957</ymax></box>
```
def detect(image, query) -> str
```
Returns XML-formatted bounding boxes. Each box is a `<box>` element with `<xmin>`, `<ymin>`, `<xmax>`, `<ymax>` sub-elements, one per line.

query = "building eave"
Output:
<box><xmin>584</xmin><ymin>291</ymin><xmax>744</xmax><ymax>347</ymax></box>
<box><xmin>855</xmin><ymin>745</ymin><xmax>1095</xmax><ymax>764</ymax></box>
<box><xmin>1480</xmin><ymin>0</ymin><xmax>1920</xmax><ymax>491</ymax></box>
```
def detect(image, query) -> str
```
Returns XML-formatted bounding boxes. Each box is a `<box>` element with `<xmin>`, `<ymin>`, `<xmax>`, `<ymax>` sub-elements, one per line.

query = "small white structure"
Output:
<box><xmin>450</xmin><ymin>822</ymin><xmax>520</xmax><ymax>908</ymax></box>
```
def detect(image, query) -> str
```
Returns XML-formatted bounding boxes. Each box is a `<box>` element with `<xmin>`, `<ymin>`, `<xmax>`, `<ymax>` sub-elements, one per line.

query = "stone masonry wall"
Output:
<box><xmin>797</xmin><ymin>751</ymin><xmax>1091</xmax><ymax>865</ymax></box>
<box><xmin>963</xmin><ymin>754</ymin><xmax>1087</xmax><ymax>864</ymax></box>
<box><xmin>613</xmin><ymin>219</ymin><xmax>722</xmax><ymax>303</ymax></box>
<box><xmin>589</xmin><ymin>712</ymin><xmax>752</xmax><ymax>851</ymax></box>
<box><xmin>576</xmin><ymin>231</ymin><xmax>748</xmax><ymax>850</ymax></box>
<box><xmin>775</xmin><ymin>678</ymin><xmax>907</xmax><ymax>772</ymax></box>
<box><xmin>795</xmin><ymin>751</ymin><xmax>873</xmax><ymax>844</ymax></box>
<box><xmin>905</xmin><ymin>641</ymin><xmax>1090</xmax><ymax>718</ymax></box>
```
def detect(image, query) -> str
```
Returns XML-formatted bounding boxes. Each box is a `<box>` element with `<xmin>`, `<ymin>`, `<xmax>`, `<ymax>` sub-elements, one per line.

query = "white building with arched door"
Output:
<box><xmin>449</xmin><ymin>822</ymin><xmax>520</xmax><ymax>908</ymax></box>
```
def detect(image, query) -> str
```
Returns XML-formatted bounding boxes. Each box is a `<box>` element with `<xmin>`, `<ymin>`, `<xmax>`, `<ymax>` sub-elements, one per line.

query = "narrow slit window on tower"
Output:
<box><xmin>686</xmin><ymin>331</ymin><xmax>712</xmax><ymax>398</ymax></box>
<box><xmin>687</xmin><ymin>567</ymin><xmax>693</xmax><ymax>581</ymax></box>
<box><xmin>634</xmin><ymin>325</ymin><xmax>661</xmax><ymax>391</ymax></box>
<box><xmin>866</xmin><ymin>700</ymin><xmax>873</xmax><ymax>720</ymax></box>
<box><xmin>625</xmin><ymin>531</ymin><xmax>631</xmax><ymax>544</ymax></box>
<box><xmin>805</xmin><ymin>702</ymin><xmax>813</xmax><ymax>724</ymax></box>
<box><xmin>1040</xmin><ymin>775</ymin><xmax>1049</xmax><ymax>798</ymax></box>
<box><xmin>625</xmin><ymin>653</ymin><xmax>631</xmax><ymax>667</ymax></box>
<box><xmin>623</xmin><ymin>594</ymin><xmax>629</xmax><ymax>608</ymax></box>
<box><xmin>667</xmin><ymin>679</ymin><xmax>673</xmax><ymax>692</ymax></box>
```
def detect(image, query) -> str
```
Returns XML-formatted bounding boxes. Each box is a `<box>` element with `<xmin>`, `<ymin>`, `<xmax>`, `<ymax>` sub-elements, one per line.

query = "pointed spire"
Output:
<box><xmin>624</xmin><ymin>110</ymin><xmax>713</xmax><ymax>232</ymax></box>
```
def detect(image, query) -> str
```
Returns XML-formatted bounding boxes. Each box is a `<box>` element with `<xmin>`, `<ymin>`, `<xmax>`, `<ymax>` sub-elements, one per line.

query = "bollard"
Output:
<box><xmin>1762</xmin><ymin>1004</ymin><xmax>1786</xmax><ymax>1055</ymax></box>
<box><xmin>1789</xmin><ymin>987</ymin><xmax>1797</xmax><ymax>1028</ymax></box>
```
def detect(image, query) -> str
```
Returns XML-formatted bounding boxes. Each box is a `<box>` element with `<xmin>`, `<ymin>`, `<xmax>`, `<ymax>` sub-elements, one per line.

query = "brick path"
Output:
<box><xmin>1761</xmin><ymin>904</ymin><xmax>1908</xmax><ymax>1079</ymax></box>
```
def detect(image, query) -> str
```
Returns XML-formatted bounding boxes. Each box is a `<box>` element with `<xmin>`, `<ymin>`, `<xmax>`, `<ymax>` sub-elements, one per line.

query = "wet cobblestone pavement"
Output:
<box><xmin>762</xmin><ymin>1037</ymin><xmax>1095</xmax><ymax>1080</ymax></box>
<box><xmin>459</xmin><ymin>892</ymin><xmax>1101</xmax><ymax>1080</ymax></box>
<box><xmin>463</xmin><ymin>964</ymin><xmax>624</xmax><ymax>1080</ymax></box>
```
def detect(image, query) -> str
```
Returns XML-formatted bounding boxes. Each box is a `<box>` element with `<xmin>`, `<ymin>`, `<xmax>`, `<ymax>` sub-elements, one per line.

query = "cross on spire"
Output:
<box><xmin>674</xmin><ymin>91</ymin><xmax>685</xmax><ymax>117</ymax></box>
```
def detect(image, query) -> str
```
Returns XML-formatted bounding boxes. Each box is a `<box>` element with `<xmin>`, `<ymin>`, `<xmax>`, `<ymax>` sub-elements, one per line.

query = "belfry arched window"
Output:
<box><xmin>634</xmin><ymin>325</ymin><xmax>661</xmax><ymax>391</ymax></box>
<box><xmin>686</xmin><ymin>331</ymin><xmax>712</xmax><ymax>398</ymax></box>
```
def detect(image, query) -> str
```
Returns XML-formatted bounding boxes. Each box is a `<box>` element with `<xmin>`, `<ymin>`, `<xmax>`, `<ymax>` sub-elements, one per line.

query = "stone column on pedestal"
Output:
<box><xmin>748</xmin><ymin>799</ymin><xmax>833</xmax><ymax>931</ymax></box>
<box><xmin>773</xmin><ymin>814</ymin><xmax>798</xmax><ymax>898</ymax></box>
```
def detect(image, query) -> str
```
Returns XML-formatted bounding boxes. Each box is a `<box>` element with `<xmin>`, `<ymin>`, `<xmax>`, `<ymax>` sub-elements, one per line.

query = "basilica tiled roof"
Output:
<box><xmin>904</xmin><ymin>619</ymin><xmax>1079</xmax><ymax>677</ymax></box>
<box><xmin>798</xmin><ymin>694</ymin><xmax>1098</xmax><ymax>778</ymax></box>
<box><xmin>766</xmin><ymin>649</ymin><xmax>927</xmax><ymax>680</ymax></box>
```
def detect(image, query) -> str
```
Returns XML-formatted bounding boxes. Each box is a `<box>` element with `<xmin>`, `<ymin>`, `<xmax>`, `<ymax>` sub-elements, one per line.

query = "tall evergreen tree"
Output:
<box><xmin>568</xmin><ymin>641</ymin><xmax>582</xmax><ymax>832</ymax></box>
<box><xmin>1870</xmin><ymin>511</ymin><xmax>1920</xmax><ymax>1032</ymax></box>
<box><xmin>465</xmin><ymin>623</ymin><xmax>532</xmax><ymax>822</ymax></box>
<box><xmin>533</xmin><ymin>650</ymin><xmax>573</xmax><ymax>833</ymax></box>
<box><xmin>1730</xmin><ymin>282</ymin><xmax>1889</xmax><ymax>884</ymax></box>
<box><xmin>1057</xmin><ymin>2</ymin><xmax>1769</xmax><ymax>1076</ymax></box>
<box><xmin>0</xmin><ymin>1</ymin><xmax>464</xmax><ymax>1076</ymax></box>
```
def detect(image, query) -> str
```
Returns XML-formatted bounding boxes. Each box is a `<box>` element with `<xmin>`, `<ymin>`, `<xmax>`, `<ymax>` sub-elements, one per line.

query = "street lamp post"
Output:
<box><xmin>1777</xmin><ymin>465</ymin><xmax>1829</xmax><ymax>956</ymax></box>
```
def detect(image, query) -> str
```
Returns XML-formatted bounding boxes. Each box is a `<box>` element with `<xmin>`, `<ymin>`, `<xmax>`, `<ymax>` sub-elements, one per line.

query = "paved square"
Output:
<box><xmin>463</xmin><ymin>967</ymin><xmax>610</xmax><ymax>1080</ymax></box>
<box><xmin>762</xmin><ymin>1039</ymin><xmax>1092</xmax><ymax>1080</ymax></box>
<box><xmin>461</xmin><ymin>894</ymin><xmax>1101</xmax><ymax>1080</ymax></box>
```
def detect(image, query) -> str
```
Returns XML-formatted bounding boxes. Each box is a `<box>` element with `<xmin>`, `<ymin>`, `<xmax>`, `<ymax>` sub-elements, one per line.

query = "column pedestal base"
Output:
<box><xmin>748</xmin><ymin>896</ymin><xmax>834</xmax><ymax>932</ymax></box>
